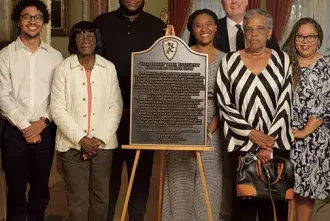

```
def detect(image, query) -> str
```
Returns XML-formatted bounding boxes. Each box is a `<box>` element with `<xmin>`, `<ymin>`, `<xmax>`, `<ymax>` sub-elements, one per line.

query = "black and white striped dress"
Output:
<box><xmin>216</xmin><ymin>50</ymin><xmax>293</xmax><ymax>152</ymax></box>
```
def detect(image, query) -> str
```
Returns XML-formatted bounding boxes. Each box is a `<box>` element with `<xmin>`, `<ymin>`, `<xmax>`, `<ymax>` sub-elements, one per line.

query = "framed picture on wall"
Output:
<box><xmin>51</xmin><ymin>0</ymin><xmax>69</xmax><ymax>36</ymax></box>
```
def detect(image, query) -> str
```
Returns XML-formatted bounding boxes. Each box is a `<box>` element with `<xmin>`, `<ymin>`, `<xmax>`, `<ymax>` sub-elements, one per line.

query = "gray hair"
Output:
<box><xmin>243</xmin><ymin>9</ymin><xmax>273</xmax><ymax>30</ymax></box>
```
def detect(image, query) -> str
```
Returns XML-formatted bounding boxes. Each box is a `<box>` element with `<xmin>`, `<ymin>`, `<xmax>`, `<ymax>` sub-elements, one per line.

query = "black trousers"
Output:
<box><xmin>230</xmin><ymin>149</ymin><xmax>289</xmax><ymax>221</ymax></box>
<box><xmin>1</xmin><ymin>121</ymin><xmax>55</xmax><ymax>221</ymax></box>
<box><xmin>107</xmin><ymin>116</ymin><xmax>154</xmax><ymax>221</ymax></box>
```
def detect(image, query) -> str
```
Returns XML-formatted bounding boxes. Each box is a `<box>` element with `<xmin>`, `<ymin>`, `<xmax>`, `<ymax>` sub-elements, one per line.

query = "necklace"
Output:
<box><xmin>298</xmin><ymin>53</ymin><xmax>316</xmax><ymax>67</ymax></box>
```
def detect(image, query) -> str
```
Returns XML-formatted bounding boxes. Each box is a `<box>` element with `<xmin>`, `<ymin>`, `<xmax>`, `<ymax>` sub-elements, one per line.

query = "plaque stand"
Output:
<box><xmin>120</xmin><ymin>145</ymin><xmax>215</xmax><ymax>221</ymax></box>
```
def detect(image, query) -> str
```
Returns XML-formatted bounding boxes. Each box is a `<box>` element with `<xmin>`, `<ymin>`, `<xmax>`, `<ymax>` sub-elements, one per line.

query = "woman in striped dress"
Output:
<box><xmin>162</xmin><ymin>9</ymin><xmax>225</xmax><ymax>221</ymax></box>
<box><xmin>216</xmin><ymin>9</ymin><xmax>293</xmax><ymax>221</ymax></box>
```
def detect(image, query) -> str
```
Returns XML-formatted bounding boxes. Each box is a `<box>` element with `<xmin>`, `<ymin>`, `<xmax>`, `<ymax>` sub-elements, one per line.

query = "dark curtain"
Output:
<box><xmin>267</xmin><ymin>0</ymin><xmax>293</xmax><ymax>41</ymax></box>
<box><xmin>168</xmin><ymin>0</ymin><xmax>193</xmax><ymax>37</ymax></box>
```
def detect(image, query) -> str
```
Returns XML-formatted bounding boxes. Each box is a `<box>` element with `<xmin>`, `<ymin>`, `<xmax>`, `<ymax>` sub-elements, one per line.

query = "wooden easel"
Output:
<box><xmin>120</xmin><ymin>25</ymin><xmax>214</xmax><ymax>221</ymax></box>
<box><xmin>120</xmin><ymin>145</ymin><xmax>215</xmax><ymax>221</ymax></box>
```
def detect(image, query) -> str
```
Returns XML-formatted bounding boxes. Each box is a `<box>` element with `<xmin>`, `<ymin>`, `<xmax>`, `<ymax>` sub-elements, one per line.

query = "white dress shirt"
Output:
<box><xmin>226</xmin><ymin>17</ymin><xmax>244</xmax><ymax>52</ymax></box>
<box><xmin>50</xmin><ymin>54</ymin><xmax>123</xmax><ymax>152</ymax></box>
<box><xmin>0</xmin><ymin>37</ymin><xmax>63</xmax><ymax>130</ymax></box>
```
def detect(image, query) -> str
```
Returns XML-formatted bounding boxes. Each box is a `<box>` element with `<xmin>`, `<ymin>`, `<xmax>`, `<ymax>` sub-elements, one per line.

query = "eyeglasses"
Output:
<box><xmin>21</xmin><ymin>14</ymin><xmax>44</xmax><ymax>23</ymax></box>
<box><xmin>295</xmin><ymin>34</ymin><xmax>318</xmax><ymax>42</ymax></box>
<box><xmin>76</xmin><ymin>31</ymin><xmax>95</xmax><ymax>41</ymax></box>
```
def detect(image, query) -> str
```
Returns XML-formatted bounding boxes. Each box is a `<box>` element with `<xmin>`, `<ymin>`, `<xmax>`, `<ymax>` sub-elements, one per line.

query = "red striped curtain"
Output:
<box><xmin>168</xmin><ymin>0</ymin><xmax>193</xmax><ymax>37</ymax></box>
<box><xmin>91</xmin><ymin>0</ymin><xmax>108</xmax><ymax>20</ymax></box>
<box><xmin>266</xmin><ymin>0</ymin><xmax>293</xmax><ymax>41</ymax></box>
<box><xmin>248</xmin><ymin>0</ymin><xmax>261</xmax><ymax>10</ymax></box>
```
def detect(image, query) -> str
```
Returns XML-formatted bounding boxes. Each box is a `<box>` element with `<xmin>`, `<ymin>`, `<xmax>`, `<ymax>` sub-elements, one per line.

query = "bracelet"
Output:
<box><xmin>207</xmin><ymin>130</ymin><xmax>214</xmax><ymax>139</ymax></box>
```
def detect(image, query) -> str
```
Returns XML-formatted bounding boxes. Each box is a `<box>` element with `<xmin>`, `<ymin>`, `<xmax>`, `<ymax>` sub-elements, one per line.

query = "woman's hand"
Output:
<box><xmin>79</xmin><ymin>136</ymin><xmax>101</xmax><ymax>156</ymax></box>
<box><xmin>248</xmin><ymin>129</ymin><xmax>275</xmax><ymax>151</ymax></box>
<box><xmin>293</xmin><ymin>117</ymin><xmax>323</xmax><ymax>140</ymax></box>
<box><xmin>257</xmin><ymin>149</ymin><xmax>272</xmax><ymax>164</ymax></box>
<box><xmin>292</xmin><ymin>129</ymin><xmax>308</xmax><ymax>139</ymax></box>
<box><xmin>206</xmin><ymin>115</ymin><xmax>219</xmax><ymax>143</ymax></box>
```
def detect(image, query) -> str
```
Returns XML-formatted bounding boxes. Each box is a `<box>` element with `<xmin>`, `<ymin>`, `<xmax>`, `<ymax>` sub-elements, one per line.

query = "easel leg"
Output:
<box><xmin>120</xmin><ymin>150</ymin><xmax>141</xmax><ymax>221</ymax></box>
<box><xmin>157</xmin><ymin>150</ymin><xmax>165</xmax><ymax>221</ymax></box>
<box><xmin>196</xmin><ymin>151</ymin><xmax>214</xmax><ymax>221</ymax></box>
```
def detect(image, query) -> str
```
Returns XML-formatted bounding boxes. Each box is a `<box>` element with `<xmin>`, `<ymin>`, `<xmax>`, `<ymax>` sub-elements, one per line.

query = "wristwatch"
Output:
<box><xmin>207</xmin><ymin>130</ymin><xmax>214</xmax><ymax>139</ymax></box>
<box><xmin>40</xmin><ymin>117</ymin><xmax>51</xmax><ymax>126</ymax></box>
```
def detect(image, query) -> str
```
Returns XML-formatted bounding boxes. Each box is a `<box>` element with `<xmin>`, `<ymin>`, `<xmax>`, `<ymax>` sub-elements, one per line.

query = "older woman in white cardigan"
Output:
<box><xmin>50</xmin><ymin>21</ymin><xmax>122</xmax><ymax>221</ymax></box>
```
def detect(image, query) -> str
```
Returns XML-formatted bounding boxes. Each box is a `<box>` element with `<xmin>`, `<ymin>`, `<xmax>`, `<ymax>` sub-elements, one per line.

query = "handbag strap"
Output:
<box><xmin>256</xmin><ymin>153</ymin><xmax>278</xmax><ymax>221</ymax></box>
<box><xmin>256</xmin><ymin>160</ymin><xmax>284</xmax><ymax>185</ymax></box>
<box><xmin>267</xmin><ymin>176</ymin><xmax>278</xmax><ymax>221</ymax></box>
<box><xmin>267</xmin><ymin>176</ymin><xmax>295</xmax><ymax>221</ymax></box>
<box><xmin>261</xmin><ymin>156</ymin><xmax>294</xmax><ymax>221</ymax></box>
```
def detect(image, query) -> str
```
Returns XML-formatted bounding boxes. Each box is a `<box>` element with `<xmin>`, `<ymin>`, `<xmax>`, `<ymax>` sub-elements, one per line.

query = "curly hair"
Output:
<box><xmin>187</xmin><ymin>9</ymin><xmax>219</xmax><ymax>47</ymax></box>
<box><xmin>68</xmin><ymin>21</ymin><xmax>103</xmax><ymax>55</ymax></box>
<box><xmin>282</xmin><ymin>17</ymin><xmax>323</xmax><ymax>89</ymax></box>
<box><xmin>11</xmin><ymin>0</ymin><xmax>50</xmax><ymax>24</ymax></box>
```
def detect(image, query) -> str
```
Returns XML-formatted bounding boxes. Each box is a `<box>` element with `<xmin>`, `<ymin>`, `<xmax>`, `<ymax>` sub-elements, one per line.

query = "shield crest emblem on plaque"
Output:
<box><xmin>163</xmin><ymin>39</ymin><xmax>178</xmax><ymax>61</ymax></box>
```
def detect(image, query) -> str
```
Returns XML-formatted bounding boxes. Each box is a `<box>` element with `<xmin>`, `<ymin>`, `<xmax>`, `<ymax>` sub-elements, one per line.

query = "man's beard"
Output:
<box><xmin>24</xmin><ymin>32</ymin><xmax>40</xmax><ymax>39</ymax></box>
<box><xmin>119</xmin><ymin>1</ymin><xmax>145</xmax><ymax>16</ymax></box>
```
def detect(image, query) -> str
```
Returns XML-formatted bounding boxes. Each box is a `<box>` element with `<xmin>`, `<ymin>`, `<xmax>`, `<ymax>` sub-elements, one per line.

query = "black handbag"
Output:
<box><xmin>236</xmin><ymin>152</ymin><xmax>295</xmax><ymax>221</ymax></box>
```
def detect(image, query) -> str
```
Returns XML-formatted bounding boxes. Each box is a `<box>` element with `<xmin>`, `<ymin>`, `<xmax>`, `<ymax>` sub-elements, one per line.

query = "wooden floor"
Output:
<box><xmin>1</xmin><ymin>151</ymin><xmax>330</xmax><ymax>221</ymax></box>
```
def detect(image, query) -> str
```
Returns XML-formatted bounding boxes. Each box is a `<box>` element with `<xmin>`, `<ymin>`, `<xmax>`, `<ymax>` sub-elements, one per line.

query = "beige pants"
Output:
<box><xmin>60</xmin><ymin>149</ymin><xmax>113</xmax><ymax>221</ymax></box>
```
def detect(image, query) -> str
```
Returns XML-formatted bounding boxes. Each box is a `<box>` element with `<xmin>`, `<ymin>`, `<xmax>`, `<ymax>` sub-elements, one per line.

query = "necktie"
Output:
<box><xmin>236</xmin><ymin>24</ymin><xmax>245</xmax><ymax>51</ymax></box>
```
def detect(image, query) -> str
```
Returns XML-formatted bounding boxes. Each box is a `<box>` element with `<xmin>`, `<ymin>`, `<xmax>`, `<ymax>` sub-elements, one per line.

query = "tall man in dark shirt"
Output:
<box><xmin>94</xmin><ymin>1</ymin><xmax>165</xmax><ymax>220</ymax></box>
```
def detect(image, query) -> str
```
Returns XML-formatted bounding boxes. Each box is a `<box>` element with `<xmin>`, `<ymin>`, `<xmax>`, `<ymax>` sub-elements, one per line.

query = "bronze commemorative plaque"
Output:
<box><xmin>130</xmin><ymin>36</ymin><xmax>208</xmax><ymax>145</ymax></box>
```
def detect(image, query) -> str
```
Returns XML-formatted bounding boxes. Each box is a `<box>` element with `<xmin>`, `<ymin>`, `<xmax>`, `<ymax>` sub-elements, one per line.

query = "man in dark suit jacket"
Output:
<box><xmin>216</xmin><ymin>0</ymin><xmax>279</xmax><ymax>53</ymax></box>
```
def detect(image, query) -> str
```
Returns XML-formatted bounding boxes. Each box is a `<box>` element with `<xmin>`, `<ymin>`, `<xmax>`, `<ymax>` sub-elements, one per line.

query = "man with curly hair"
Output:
<box><xmin>0</xmin><ymin>1</ymin><xmax>62</xmax><ymax>220</ymax></box>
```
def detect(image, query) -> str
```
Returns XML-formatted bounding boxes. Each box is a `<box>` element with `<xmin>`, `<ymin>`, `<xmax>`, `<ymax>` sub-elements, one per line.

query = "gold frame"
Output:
<box><xmin>51</xmin><ymin>0</ymin><xmax>70</xmax><ymax>36</ymax></box>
